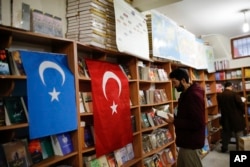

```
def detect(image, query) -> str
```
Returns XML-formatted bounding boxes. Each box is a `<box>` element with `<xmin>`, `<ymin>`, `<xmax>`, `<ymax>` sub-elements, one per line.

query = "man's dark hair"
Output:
<box><xmin>169</xmin><ymin>68</ymin><xmax>189</xmax><ymax>83</ymax></box>
<box><xmin>224</xmin><ymin>81</ymin><xmax>232</xmax><ymax>88</ymax></box>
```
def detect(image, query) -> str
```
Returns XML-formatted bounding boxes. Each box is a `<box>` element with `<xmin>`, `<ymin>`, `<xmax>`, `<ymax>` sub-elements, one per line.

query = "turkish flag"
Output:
<box><xmin>86</xmin><ymin>59</ymin><xmax>133</xmax><ymax>157</ymax></box>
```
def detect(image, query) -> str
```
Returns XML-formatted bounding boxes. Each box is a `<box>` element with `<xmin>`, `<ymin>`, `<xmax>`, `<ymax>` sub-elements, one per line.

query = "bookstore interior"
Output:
<box><xmin>0</xmin><ymin>0</ymin><xmax>250</xmax><ymax>167</ymax></box>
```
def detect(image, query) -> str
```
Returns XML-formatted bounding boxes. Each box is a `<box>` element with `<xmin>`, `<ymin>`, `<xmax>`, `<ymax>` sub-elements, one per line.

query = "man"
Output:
<box><xmin>217</xmin><ymin>81</ymin><xmax>245</xmax><ymax>152</ymax></box>
<box><xmin>166</xmin><ymin>68</ymin><xmax>205</xmax><ymax>167</ymax></box>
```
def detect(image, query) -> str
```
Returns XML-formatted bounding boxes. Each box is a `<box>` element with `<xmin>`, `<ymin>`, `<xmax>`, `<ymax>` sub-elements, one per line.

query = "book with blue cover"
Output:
<box><xmin>51</xmin><ymin>132</ymin><xmax>74</xmax><ymax>156</ymax></box>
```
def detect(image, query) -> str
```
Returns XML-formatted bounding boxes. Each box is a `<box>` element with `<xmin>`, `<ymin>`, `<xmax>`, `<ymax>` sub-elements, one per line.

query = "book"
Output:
<box><xmin>125</xmin><ymin>143</ymin><xmax>134</xmax><ymax>161</ymax></box>
<box><xmin>79</xmin><ymin>92</ymin><xmax>85</xmax><ymax>113</ymax></box>
<box><xmin>84</xmin><ymin>125</ymin><xmax>94</xmax><ymax>147</ymax></box>
<box><xmin>119</xmin><ymin>64</ymin><xmax>132</xmax><ymax>79</ymax></box>
<box><xmin>0</xmin><ymin>49</ymin><xmax>11</xmax><ymax>75</ymax></box>
<box><xmin>0</xmin><ymin>98</ymin><xmax>5</xmax><ymax>126</ymax></box>
<box><xmin>11</xmin><ymin>1</ymin><xmax>30</xmax><ymax>30</ymax></box>
<box><xmin>114</xmin><ymin>146</ymin><xmax>129</xmax><ymax>166</ymax></box>
<box><xmin>51</xmin><ymin>132</ymin><xmax>74</xmax><ymax>156</ymax></box>
<box><xmin>40</xmin><ymin>136</ymin><xmax>54</xmax><ymax>159</ymax></box>
<box><xmin>165</xmin><ymin>148</ymin><xmax>175</xmax><ymax>164</ymax></box>
<box><xmin>106</xmin><ymin>153</ymin><xmax>117</xmax><ymax>167</ymax></box>
<box><xmin>3</xmin><ymin>96</ymin><xmax>28</xmax><ymax>124</ymax></box>
<box><xmin>141</xmin><ymin>112</ymin><xmax>150</xmax><ymax>128</ymax></box>
<box><xmin>146</xmin><ymin>109</ymin><xmax>156</xmax><ymax>127</ymax></box>
<box><xmin>10</xmin><ymin>51</ymin><xmax>26</xmax><ymax>76</ymax></box>
<box><xmin>97</xmin><ymin>155</ymin><xmax>109</xmax><ymax>167</ymax></box>
<box><xmin>28</xmin><ymin>139</ymin><xmax>43</xmax><ymax>164</ymax></box>
<box><xmin>21</xmin><ymin>2</ymin><xmax>30</xmax><ymax>31</ymax></box>
<box><xmin>81</xmin><ymin>92</ymin><xmax>93</xmax><ymax>113</ymax></box>
<box><xmin>30</xmin><ymin>9</ymin><xmax>44</xmax><ymax>34</ymax></box>
<box><xmin>2</xmin><ymin>140</ymin><xmax>32</xmax><ymax>167</ymax></box>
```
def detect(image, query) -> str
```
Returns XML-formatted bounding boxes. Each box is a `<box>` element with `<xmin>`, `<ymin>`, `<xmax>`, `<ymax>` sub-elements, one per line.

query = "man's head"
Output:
<box><xmin>169</xmin><ymin>68</ymin><xmax>190</xmax><ymax>92</ymax></box>
<box><xmin>224</xmin><ymin>81</ymin><xmax>233</xmax><ymax>90</ymax></box>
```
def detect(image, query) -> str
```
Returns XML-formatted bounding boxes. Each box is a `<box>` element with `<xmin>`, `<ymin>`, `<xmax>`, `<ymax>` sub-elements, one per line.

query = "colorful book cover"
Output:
<box><xmin>28</xmin><ymin>139</ymin><xmax>43</xmax><ymax>164</ymax></box>
<box><xmin>40</xmin><ymin>136</ymin><xmax>54</xmax><ymax>159</ymax></box>
<box><xmin>2</xmin><ymin>140</ymin><xmax>31</xmax><ymax>167</ymax></box>
<box><xmin>3</xmin><ymin>96</ymin><xmax>28</xmax><ymax>124</ymax></box>
<box><xmin>0</xmin><ymin>49</ymin><xmax>10</xmax><ymax>75</ymax></box>
<box><xmin>55</xmin><ymin>132</ymin><xmax>74</xmax><ymax>155</ymax></box>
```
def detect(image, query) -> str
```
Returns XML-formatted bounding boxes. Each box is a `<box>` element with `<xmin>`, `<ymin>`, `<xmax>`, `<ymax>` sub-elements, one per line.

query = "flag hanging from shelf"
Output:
<box><xmin>86</xmin><ymin>59</ymin><xmax>133</xmax><ymax>157</ymax></box>
<box><xmin>20</xmin><ymin>50</ymin><xmax>77</xmax><ymax>139</ymax></box>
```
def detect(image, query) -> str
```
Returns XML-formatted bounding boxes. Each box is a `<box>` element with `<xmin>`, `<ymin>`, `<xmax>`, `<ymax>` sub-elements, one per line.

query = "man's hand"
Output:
<box><xmin>165</xmin><ymin>113</ymin><xmax>174</xmax><ymax>123</ymax></box>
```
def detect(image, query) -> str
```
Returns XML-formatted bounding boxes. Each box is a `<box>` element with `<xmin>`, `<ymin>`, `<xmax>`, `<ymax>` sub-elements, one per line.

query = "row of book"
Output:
<box><xmin>0</xmin><ymin>50</ymin><xmax>25</xmax><ymax>76</ymax></box>
<box><xmin>215</xmin><ymin>70</ymin><xmax>242</xmax><ymax>80</ymax></box>
<box><xmin>143</xmin><ymin>148</ymin><xmax>175</xmax><ymax>167</ymax></box>
<box><xmin>138</xmin><ymin>64</ymin><xmax>169</xmax><ymax>81</ymax></box>
<box><xmin>0</xmin><ymin>132</ymin><xmax>74</xmax><ymax>166</ymax></box>
<box><xmin>0</xmin><ymin>96</ymin><xmax>28</xmax><ymax>127</ymax></box>
<box><xmin>83</xmin><ymin>142</ymin><xmax>134</xmax><ymax>167</ymax></box>
<box><xmin>66</xmin><ymin>0</ymin><xmax>117</xmax><ymax>51</ymax></box>
<box><xmin>141</xmin><ymin>105</ymin><xmax>172</xmax><ymax>128</ymax></box>
<box><xmin>142</xmin><ymin>128</ymin><xmax>173</xmax><ymax>154</ymax></box>
<box><xmin>78</xmin><ymin>54</ymin><xmax>132</xmax><ymax>80</ymax></box>
<box><xmin>139</xmin><ymin>89</ymin><xmax>168</xmax><ymax>105</ymax></box>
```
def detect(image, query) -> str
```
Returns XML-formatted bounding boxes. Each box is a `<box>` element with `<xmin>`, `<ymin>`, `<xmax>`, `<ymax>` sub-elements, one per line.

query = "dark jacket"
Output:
<box><xmin>174</xmin><ymin>83</ymin><xmax>205</xmax><ymax>149</ymax></box>
<box><xmin>217</xmin><ymin>89</ymin><xmax>245</xmax><ymax>132</ymax></box>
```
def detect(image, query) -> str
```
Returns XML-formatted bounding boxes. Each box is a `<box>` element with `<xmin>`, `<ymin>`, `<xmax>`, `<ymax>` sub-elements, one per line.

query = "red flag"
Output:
<box><xmin>85</xmin><ymin>59</ymin><xmax>133</xmax><ymax>157</ymax></box>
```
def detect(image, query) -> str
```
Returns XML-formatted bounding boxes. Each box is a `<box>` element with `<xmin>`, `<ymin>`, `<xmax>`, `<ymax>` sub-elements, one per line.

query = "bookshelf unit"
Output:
<box><xmin>215</xmin><ymin>67</ymin><xmax>250</xmax><ymax>134</ymax></box>
<box><xmin>204</xmin><ymin>71</ymin><xmax>220</xmax><ymax>150</ymax></box>
<box><xmin>0</xmin><ymin>26</ymin><xmax>177</xmax><ymax>166</ymax></box>
<box><xmin>0</xmin><ymin>26</ymin><xmax>79</xmax><ymax>166</ymax></box>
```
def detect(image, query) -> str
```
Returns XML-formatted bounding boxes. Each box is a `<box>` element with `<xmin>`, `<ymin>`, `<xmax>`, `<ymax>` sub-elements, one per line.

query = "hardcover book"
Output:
<box><xmin>106</xmin><ymin>153</ymin><xmax>117</xmax><ymax>167</ymax></box>
<box><xmin>3</xmin><ymin>96</ymin><xmax>28</xmax><ymax>124</ymax></box>
<box><xmin>28</xmin><ymin>139</ymin><xmax>43</xmax><ymax>164</ymax></box>
<box><xmin>51</xmin><ymin>132</ymin><xmax>74</xmax><ymax>156</ymax></box>
<box><xmin>0</xmin><ymin>98</ymin><xmax>5</xmax><ymax>126</ymax></box>
<box><xmin>81</xmin><ymin>92</ymin><xmax>93</xmax><ymax>113</ymax></box>
<box><xmin>2</xmin><ymin>140</ymin><xmax>32</xmax><ymax>167</ymax></box>
<box><xmin>11</xmin><ymin>51</ymin><xmax>26</xmax><ymax>76</ymax></box>
<box><xmin>0</xmin><ymin>49</ymin><xmax>10</xmax><ymax>75</ymax></box>
<box><xmin>40</xmin><ymin>136</ymin><xmax>54</xmax><ymax>159</ymax></box>
<box><xmin>84</xmin><ymin>125</ymin><xmax>94</xmax><ymax>147</ymax></box>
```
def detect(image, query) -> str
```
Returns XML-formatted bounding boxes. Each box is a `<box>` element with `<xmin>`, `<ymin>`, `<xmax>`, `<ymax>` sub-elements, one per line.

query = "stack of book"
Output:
<box><xmin>144</xmin><ymin>13</ymin><xmax>153</xmax><ymax>57</ymax></box>
<box><xmin>66</xmin><ymin>0</ymin><xmax>80</xmax><ymax>40</ymax></box>
<box><xmin>65</xmin><ymin>0</ymin><xmax>118</xmax><ymax>51</ymax></box>
<box><xmin>105</xmin><ymin>1</ymin><xmax>117</xmax><ymax>52</ymax></box>
<box><xmin>78</xmin><ymin>0</ymin><xmax>107</xmax><ymax>49</ymax></box>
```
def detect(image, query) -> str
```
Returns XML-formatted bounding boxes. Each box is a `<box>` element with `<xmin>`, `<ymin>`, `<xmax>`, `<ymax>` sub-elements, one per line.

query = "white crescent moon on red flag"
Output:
<box><xmin>39</xmin><ymin>61</ymin><xmax>65</xmax><ymax>86</ymax></box>
<box><xmin>102</xmin><ymin>71</ymin><xmax>121</xmax><ymax>100</ymax></box>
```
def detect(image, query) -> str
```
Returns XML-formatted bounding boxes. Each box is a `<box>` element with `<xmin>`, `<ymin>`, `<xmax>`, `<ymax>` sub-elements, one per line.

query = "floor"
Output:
<box><xmin>202</xmin><ymin>143</ymin><xmax>236</xmax><ymax>167</ymax></box>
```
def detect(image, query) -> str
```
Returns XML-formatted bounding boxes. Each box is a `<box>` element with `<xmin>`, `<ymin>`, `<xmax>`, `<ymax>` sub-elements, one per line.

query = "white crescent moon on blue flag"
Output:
<box><xmin>39</xmin><ymin>61</ymin><xmax>65</xmax><ymax>86</ymax></box>
<box><xmin>102</xmin><ymin>71</ymin><xmax>121</xmax><ymax>100</ymax></box>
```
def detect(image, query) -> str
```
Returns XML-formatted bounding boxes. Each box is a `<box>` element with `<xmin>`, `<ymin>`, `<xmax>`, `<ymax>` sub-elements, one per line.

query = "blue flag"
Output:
<box><xmin>20</xmin><ymin>50</ymin><xmax>77</xmax><ymax>139</ymax></box>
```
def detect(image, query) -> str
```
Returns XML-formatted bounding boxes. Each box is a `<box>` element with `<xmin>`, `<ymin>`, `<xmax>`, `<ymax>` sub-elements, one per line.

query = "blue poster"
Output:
<box><xmin>20</xmin><ymin>50</ymin><xmax>77</xmax><ymax>139</ymax></box>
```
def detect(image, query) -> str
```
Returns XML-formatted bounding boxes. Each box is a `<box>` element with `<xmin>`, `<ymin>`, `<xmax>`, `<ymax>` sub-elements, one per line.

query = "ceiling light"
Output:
<box><xmin>242</xmin><ymin>10</ymin><xmax>250</xmax><ymax>33</ymax></box>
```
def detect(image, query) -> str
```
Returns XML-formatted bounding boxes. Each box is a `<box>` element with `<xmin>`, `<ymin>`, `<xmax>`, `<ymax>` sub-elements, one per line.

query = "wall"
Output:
<box><xmin>202</xmin><ymin>34</ymin><xmax>250</xmax><ymax>69</ymax></box>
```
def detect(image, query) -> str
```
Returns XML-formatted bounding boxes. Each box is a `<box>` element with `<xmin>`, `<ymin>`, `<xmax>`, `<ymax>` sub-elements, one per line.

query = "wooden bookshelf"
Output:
<box><xmin>215</xmin><ymin>67</ymin><xmax>250</xmax><ymax>134</ymax></box>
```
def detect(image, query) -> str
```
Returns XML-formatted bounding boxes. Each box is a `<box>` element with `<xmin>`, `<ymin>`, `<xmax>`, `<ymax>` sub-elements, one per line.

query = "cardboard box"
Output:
<box><xmin>239</xmin><ymin>136</ymin><xmax>250</xmax><ymax>150</ymax></box>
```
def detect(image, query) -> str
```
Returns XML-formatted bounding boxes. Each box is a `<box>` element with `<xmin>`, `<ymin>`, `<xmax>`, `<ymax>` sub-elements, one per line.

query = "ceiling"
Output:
<box><xmin>132</xmin><ymin>0</ymin><xmax>250</xmax><ymax>38</ymax></box>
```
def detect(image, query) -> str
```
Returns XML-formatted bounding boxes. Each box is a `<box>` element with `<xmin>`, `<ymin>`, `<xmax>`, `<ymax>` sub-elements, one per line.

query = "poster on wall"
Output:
<box><xmin>177</xmin><ymin>26</ymin><xmax>197</xmax><ymax>67</ymax></box>
<box><xmin>195</xmin><ymin>39</ymin><xmax>207</xmax><ymax>70</ymax></box>
<box><xmin>151</xmin><ymin>10</ymin><xmax>180</xmax><ymax>61</ymax></box>
<box><xmin>113</xmin><ymin>0</ymin><xmax>149</xmax><ymax>60</ymax></box>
